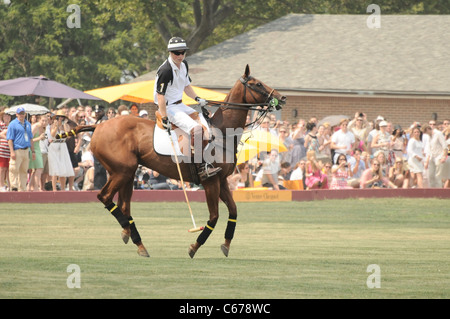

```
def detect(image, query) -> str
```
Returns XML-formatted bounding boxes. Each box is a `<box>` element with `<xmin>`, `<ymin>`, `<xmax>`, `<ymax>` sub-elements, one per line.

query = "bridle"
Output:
<box><xmin>239</xmin><ymin>76</ymin><xmax>276</xmax><ymax>106</ymax></box>
<box><xmin>205</xmin><ymin>76</ymin><xmax>283</xmax><ymax>111</ymax></box>
<box><xmin>202</xmin><ymin>76</ymin><xmax>285</xmax><ymax>161</ymax></box>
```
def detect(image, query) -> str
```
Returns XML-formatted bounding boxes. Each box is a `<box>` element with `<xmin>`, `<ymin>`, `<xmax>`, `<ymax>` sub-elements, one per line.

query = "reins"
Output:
<box><xmin>202</xmin><ymin>76</ymin><xmax>282</xmax><ymax>128</ymax></box>
<box><xmin>202</xmin><ymin>101</ymin><xmax>270</xmax><ymax>129</ymax></box>
<box><xmin>205</xmin><ymin>100</ymin><xmax>268</xmax><ymax>111</ymax></box>
<box><xmin>205</xmin><ymin>76</ymin><xmax>278</xmax><ymax>111</ymax></box>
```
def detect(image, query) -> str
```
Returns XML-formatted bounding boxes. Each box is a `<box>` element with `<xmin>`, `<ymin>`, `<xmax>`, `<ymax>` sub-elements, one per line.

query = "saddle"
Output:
<box><xmin>153</xmin><ymin>111</ymin><xmax>217</xmax><ymax>184</ymax></box>
<box><xmin>153</xmin><ymin>110</ymin><xmax>210</xmax><ymax>157</ymax></box>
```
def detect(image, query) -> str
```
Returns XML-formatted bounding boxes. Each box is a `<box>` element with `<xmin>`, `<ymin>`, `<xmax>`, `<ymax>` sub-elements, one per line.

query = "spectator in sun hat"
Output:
<box><xmin>7</xmin><ymin>106</ymin><xmax>36</xmax><ymax>191</ymax></box>
<box><xmin>371</xmin><ymin>120</ymin><xmax>393</xmax><ymax>165</ymax></box>
<box><xmin>367</xmin><ymin>115</ymin><xmax>385</xmax><ymax>155</ymax></box>
<box><xmin>139</xmin><ymin>109</ymin><xmax>149</xmax><ymax>119</ymax></box>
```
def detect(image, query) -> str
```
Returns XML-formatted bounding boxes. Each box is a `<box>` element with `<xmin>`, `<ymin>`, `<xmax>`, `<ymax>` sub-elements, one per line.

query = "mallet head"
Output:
<box><xmin>188</xmin><ymin>226</ymin><xmax>204</xmax><ymax>233</ymax></box>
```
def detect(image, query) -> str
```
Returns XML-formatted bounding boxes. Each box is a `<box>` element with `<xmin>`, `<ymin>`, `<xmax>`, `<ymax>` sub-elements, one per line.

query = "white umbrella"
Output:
<box><xmin>318</xmin><ymin>115</ymin><xmax>349</xmax><ymax>126</ymax></box>
<box><xmin>5</xmin><ymin>103</ymin><xmax>50</xmax><ymax>115</ymax></box>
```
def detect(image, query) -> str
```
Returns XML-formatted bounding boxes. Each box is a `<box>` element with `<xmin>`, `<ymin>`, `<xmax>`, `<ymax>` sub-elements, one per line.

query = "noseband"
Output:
<box><xmin>239</xmin><ymin>76</ymin><xmax>273</xmax><ymax>104</ymax></box>
<box><xmin>239</xmin><ymin>76</ymin><xmax>280</xmax><ymax>110</ymax></box>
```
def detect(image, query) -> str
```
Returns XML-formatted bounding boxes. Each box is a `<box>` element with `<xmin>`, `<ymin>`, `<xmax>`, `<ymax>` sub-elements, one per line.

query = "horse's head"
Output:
<box><xmin>239</xmin><ymin>64</ymin><xmax>287</xmax><ymax>110</ymax></box>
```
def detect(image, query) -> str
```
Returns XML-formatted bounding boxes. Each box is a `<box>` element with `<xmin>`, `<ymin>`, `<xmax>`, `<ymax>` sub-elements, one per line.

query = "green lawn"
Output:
<box><xmin>0</xmin><ymin>198</ymin><xmax>448</xmax><ymax>299</ymax></box>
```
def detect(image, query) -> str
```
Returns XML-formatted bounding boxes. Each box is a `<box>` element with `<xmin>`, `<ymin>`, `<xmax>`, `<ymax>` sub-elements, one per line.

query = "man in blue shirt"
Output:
<box><xmin>7</xmin><ymin>106</ymin><xmax>35</xmax><ymax>191</ymax></box>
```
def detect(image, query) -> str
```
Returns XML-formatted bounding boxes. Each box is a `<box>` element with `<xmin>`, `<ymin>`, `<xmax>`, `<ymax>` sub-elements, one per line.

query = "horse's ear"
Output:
<box><xmin>244</xmin><ymin>64</ymin><xmax>250</xmax><ymax>78</ymax></box>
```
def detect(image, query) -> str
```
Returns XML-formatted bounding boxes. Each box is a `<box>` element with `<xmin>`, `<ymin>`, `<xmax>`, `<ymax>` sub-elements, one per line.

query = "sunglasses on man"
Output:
<box><xmin>172</xmin><ymin>51</ymin><xmax>186</xmax><ymax>56</ymax></box>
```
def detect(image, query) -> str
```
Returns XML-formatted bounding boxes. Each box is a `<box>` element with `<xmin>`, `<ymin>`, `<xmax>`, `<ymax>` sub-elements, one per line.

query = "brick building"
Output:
<box><xmin>280</xmin><ymin>92</ymin><xmax>449</xmax><ymax>128</ymax></box>
<box><xmin>135</xmin><ymin>14</ymin><xmax>450</xmax><ymax>128</ymax></box>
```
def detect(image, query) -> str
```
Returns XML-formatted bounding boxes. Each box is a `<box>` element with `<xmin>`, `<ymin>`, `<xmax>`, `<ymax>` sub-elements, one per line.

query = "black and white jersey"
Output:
<box><xmin>154</xmin><ymin>56</ymin><xmax>191</xmax><ymax>105</ymax></box>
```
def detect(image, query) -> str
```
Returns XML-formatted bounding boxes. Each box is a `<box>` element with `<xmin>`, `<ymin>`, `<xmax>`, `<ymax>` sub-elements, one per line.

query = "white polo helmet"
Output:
<box><xmin>167</xmin><ymin>37</ymin><xmax>189</xmax><ymax>51</ymax></box>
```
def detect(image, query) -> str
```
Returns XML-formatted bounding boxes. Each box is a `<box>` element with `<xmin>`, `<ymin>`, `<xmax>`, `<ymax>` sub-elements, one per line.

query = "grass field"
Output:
<box><xmin>0</xmin><ymin>198</ymin><xmax>449</xmax><ymax>299</ymax></box>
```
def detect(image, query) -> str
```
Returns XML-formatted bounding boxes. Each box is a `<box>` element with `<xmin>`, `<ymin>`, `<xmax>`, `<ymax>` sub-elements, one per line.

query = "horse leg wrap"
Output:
<box><xmin>196</xmin><ymin>221</ymin><xmax>214</xmax><ymax>246</ymax></box>
<box><xmin>105</xmin><ymin>202</ymin><xmax>129</xmax><ymax>229</ymax></box>
<box><xmin>128</xmin><ymin>217</ymin><xmax>141</xmax><ymax>244</ymax></box>
<box><xmin>225</xmin><ymin>218</ymin><xmax>237</xmax><ymax>241</ymax></box>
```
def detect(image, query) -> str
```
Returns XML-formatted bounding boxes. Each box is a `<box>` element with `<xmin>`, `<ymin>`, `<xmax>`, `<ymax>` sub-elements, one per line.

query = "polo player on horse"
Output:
<box><xmin>154</xmin><ymin>36</ymin><xmax>222</xmax><ymax>181</ymax></box>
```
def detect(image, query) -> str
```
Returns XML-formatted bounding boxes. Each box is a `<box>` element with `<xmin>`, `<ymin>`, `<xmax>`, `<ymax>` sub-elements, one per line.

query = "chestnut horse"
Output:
<box><xmin>59</xmin><ymin>65</ymin><xmax>286</xmax><ymax>258</ymax></box>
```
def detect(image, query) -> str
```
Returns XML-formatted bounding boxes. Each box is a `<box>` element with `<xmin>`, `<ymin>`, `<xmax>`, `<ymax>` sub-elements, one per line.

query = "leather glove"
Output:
<box><xmin>162</xmin><ymin>116</ymin><xmax>170</xmax><ymax>131</ymax></box>
<box><xmin>195</xmin><ymin>96</ymin><xmax>207</xmax><ymax>107</ymax></box>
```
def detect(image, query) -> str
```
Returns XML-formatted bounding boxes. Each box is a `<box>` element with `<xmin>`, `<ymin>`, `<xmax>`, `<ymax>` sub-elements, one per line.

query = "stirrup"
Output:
<box><xmin>198</xmin><ymin>163</ymin><xmax>222</xmax><ymax>181</ymax></box>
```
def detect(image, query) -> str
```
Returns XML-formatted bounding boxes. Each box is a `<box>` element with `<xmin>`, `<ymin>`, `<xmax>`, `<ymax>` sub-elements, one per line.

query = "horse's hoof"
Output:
<box><xmin>220</xmin><ymin>244</ymin><xmax>229</xmax><ymax>257</ymax></box>
<box><xmin>121</xmin><ymin>230</ymin><xmax>130</xmax><ymax>244</ymax></box>
<box><xmin>137</xmin><ymin>247</ymin><xmax>150</xmax><ymax>257</ymax></box>
<box><xmin>188</xmin><ymin>244</ymin><xmax>197</xmax><ymax>259</ymax></box>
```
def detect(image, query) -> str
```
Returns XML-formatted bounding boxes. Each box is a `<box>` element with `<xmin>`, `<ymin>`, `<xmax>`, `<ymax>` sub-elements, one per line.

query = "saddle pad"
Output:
<box><xmin>153</xmin><ymin>113</ymin><xmax>210</xmax><ymax>156</ymax></box>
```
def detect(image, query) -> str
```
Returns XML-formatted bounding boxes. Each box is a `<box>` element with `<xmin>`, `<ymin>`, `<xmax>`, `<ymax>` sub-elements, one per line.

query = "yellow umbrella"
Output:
<box><xmin>240</xmin><ymin>130</ymin><xmax>288</xmax><ymax>155</ymax></box>
<box><xmin>85</xmin><ymin>80</ymin><xmax>227</xmax><ymax>104</ymax></box>
<box><xmin>236</xmin><ymin>143</ymin><xmax>259</xmax><ymax>164</ymax></box>
<box><xmin>84</xmin><ymin>80</ymin><xmax>149</xmax><ymax>103</ymax></box>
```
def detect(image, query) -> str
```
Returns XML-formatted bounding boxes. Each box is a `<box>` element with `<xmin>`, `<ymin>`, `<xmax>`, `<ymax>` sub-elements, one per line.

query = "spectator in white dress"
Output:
<box><xmin>48</xmin><ymin>110</ymin><xmax>75</xmax><ymax>191</ymax></box>
<box><xmin>407</xmin><ymin>127</ymin><xmax>425</xmax><ymax>188</ymax></box>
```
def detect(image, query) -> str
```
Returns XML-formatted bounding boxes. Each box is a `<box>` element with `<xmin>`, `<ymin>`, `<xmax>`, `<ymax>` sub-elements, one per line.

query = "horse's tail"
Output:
<box><xmin>55</xmin><ymin>125</ymin><xmax>97</xmax><ymax>139</ymax></box>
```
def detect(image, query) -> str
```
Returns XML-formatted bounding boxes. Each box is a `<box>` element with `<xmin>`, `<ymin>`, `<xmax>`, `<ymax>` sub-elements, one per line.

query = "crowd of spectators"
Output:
<box><xmin>0</xmin><ymin>103</ymin><xmax>153</xmax><ymax>192</ymax></box>
<box><xmin>1</xmin><ymin>104</ymin><xmax>449</xmax><ymax>192</ymax></box>
<box><xmin>229</xmin><ymin>112</ymin><xmax>450</xmax><ymax>190</ymax></box>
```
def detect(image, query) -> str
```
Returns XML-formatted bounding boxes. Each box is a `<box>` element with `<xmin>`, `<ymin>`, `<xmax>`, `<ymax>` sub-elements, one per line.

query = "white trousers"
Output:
<box><xmin>428</xmin><ymin>157</ymin><xmax>444</xmax><ymax>188</ymax></box>
<box><xmin>166</xmin><ymin>103</ymin><xmax>200</xmax><ymax>134</ymax></box>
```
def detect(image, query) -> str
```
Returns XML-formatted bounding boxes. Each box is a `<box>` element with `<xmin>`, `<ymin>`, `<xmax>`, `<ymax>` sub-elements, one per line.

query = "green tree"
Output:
<box><xmin>0</xmin><ymin>1</ymin><xmax>154</xmax><ymax>87</ymax></box>
<box><xmin>1</xmin><ymin>0</ymin><xmax>448</xmax><ymax>106</ymax></box>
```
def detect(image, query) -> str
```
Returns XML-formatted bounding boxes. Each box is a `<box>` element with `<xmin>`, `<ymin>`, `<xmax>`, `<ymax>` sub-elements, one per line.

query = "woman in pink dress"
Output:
<box><xmin>330</xmin><ymin>153</ymin><xmax>353</xmax><ymax>189</ymax></box>
<box><xmin>305</xmin><ymin>150</ymin><xmax>327</xmax><ymax>189</ymax></box>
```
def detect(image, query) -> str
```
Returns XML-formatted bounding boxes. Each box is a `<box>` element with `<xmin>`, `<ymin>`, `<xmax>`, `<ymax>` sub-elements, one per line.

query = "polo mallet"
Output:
<box><xmin>167</xmin><ymin>127</ymin><xmax>204</xmax><ymax>233</ymax></box>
